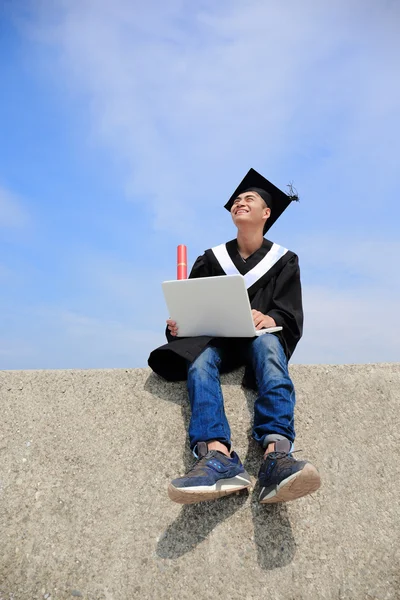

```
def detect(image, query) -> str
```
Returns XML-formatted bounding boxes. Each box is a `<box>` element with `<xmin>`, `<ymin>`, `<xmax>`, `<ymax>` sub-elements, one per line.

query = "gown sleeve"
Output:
<box><xmin>267</xmin><ymin>255</ymin><xmax>304</xmax><ymax>355</ymax></box>
<box><xmin>165</xmin><ymin>254</ymin><xmax>211</xmax><ymax>342</ymax></box>
<box><xmin>188</xmin><ymin>254</ymin><xmax>211</xmax><ymax>279</ymax></box>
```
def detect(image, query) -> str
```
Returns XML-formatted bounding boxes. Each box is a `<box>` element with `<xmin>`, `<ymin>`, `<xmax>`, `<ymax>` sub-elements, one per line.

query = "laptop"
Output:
<box><xmin>162</xmin><ymin>274</ymin><xmax>283</xmax><ymax>338</ymax></box>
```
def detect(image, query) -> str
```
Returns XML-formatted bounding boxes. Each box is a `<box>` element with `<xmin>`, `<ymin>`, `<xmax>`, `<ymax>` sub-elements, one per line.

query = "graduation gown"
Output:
<box><xmin>148</xmin><ymin>238</ymin><xmax>303</xmax><ymax>386</ymax></box>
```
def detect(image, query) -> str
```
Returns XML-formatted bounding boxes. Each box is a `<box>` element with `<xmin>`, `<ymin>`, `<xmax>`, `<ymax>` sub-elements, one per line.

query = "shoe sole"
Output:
<box><xmin>168</xmin><ymin>476</ymin><xmax>252</xmax><ymax>505</ymax></box>
<box><xmin>259</xmin><ymin>463</ymin><xmax>321</xmax><ymax>504</ymax></box>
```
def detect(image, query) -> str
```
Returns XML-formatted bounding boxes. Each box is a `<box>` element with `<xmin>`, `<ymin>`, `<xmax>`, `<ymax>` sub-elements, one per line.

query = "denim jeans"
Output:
<box><xmin>186</xmin><ymin>334</ymin><xmax>296</xmax><ymax>452</ymax></box>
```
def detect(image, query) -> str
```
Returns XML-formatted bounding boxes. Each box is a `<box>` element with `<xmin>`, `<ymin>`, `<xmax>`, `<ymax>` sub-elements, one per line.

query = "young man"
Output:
<box><xmin>148</xmin><ymin>168</ymin><xmax>321</xmax><ymax>505</ymax></box>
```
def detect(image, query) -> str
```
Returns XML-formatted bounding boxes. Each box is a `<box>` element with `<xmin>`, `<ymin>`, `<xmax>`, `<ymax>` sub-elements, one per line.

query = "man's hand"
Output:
<box><xmin>166</xmin><ymin>319</ymin><xmax>178</xmax><ymax>336</ymax></box>
<box><xmin>252</xmin><ymin>310</ymin><xmax>277</xmax><ymax>330</ymax></box>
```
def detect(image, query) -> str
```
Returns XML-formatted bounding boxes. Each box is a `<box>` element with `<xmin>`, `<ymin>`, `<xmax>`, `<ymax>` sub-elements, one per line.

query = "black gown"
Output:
<box><xmin>148</xmin><ymin>238</ymin><xmax>303</xmax><ymax>386</ymax></box>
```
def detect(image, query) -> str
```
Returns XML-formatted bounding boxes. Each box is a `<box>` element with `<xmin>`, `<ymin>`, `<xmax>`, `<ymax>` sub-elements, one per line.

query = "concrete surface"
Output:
<box><xmin>0</xmin><ymin>364</ymin><xmax>399</xmax><ymax>600</ymax></box>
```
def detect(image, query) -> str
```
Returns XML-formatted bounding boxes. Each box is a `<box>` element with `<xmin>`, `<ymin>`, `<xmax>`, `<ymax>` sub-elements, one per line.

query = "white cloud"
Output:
<box><xmin>0</xmin><ymin>264</ymin><xmax>12</xmax><ymax>280</ymax></box>
<box><xmin>294</xmin><ymin>284</ymin><xmax>400</xmax><ymax>364</ymax></box>
<box><xmin>4</xmin><ymin>0</ymin><xmax>397</xmax><ymax>368</ymax></box>
<box><xmin>0</xmin><ymin>186</ymin><xmax>30</xmax><ymax>228</ymax></box>
<box><xmin>71</xmin><ymin>234</ymin><xmax>400</xmax><ymax>366</ymax></box>
<box><xmin>293</xmin><ymin>234</ymin><xmax>400</xmax><ymax>364</ymax></box>
<box><xmin>0</xmin><ymin>305</ymin><xmax>164</xmax><ymax>370</ymax></box>
<box><xmin>1</xmin><ymin>231</ymin><xmax>399</xmax><ymax>369</ymax></box>
<box><xmin>60</xmin><ymin>309</ymin><xmax>163</xmax><ymax>354</ymax></box>
<box><xmin>296</xmin><ymin>234</ymin><xmax>400</xmax><ymax>290</ymax></box>
<box><xmin>28</xmin><ymin>0</ymin><xmax>400</xmax><ymax>236</ymax></box>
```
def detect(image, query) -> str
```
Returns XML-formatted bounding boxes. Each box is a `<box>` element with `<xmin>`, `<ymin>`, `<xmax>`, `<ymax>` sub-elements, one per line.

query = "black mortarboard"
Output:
<box><xmin>224</xmin><ymin>168</ymin><xmax>299</xmax><ymax>234</ymax></box>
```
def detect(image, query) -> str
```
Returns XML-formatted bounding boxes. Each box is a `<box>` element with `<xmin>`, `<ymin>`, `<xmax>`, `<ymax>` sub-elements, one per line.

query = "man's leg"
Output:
<box><xmin>248</xmin><ymin>333</ymin><xmax>296</xmax><ymax>448</ymax></box>
<box><xmin>168</xmin><ymin>345</ymin><xmax>251</xmax><ymax>504</ymax></box>
<box><xmin>248</xmin><ymin>334</ymin><xmax>321</xmax><ymax>503</ymax></box>
<box><xmin>187</xmin><ymin>345</ymin><xmax>231</xmax><ymax>454</ymax></box>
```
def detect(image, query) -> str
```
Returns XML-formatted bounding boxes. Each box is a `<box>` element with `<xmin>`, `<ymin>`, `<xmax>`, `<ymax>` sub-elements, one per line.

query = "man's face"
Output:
<box><xmin>230</xmin><ymin>191</ymin><xmax>271</xmax><ymax>230</ymax></box>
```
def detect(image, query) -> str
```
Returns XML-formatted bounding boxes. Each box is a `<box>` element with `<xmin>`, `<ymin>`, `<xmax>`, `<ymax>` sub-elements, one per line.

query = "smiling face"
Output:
<box><xmin>230</xmin><ymin>190</ymin><xmax>271</xmax><ymax>231</ymax></box>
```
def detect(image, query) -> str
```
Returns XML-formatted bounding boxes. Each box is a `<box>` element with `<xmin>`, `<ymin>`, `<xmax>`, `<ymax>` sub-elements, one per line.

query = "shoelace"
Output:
<box><xmin>265</xmin><ymin>449</ymin><xmax>303</xmax><ymax>461</ymax></box>
<box><xmin>187</xmin><ymin>450</ymin><xmax>228</xmax><ymax>473</ymax></box>
<box><xmin>186</xmin><ymin>457</ymin><xmax>206</xmax><ymax>473</ymax></box>
<box><xmin>186</xmin><ymin>451</ymin><xmax>217</xmax><ymax>473</ymax></box>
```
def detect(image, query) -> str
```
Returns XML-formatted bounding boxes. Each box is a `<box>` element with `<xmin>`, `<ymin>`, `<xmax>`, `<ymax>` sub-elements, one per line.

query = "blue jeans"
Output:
<box><xmin>187</xmin><ymin>334</ymin><xmax>296</xmax><ymax>452</ymax></box>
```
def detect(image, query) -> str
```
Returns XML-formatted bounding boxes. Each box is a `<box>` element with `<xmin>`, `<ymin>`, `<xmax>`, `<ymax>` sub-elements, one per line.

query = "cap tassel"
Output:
<box><xmin>286</xmin><ymin>182</ymin><xmax>300</xmax><ymax>202</ymax></box>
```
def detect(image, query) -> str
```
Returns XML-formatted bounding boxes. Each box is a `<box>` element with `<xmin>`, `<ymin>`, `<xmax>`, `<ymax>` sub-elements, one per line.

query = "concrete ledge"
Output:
<box><xmin>0</xmin><ymin>364</ymin><xmax>399</xmax><ymax>599</ymax></box>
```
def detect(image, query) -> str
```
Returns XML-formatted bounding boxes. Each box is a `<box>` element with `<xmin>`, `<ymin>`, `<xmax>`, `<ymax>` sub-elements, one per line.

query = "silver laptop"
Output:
<box><xmin>162</xmin><ymin>274</ymin><xmax>282</xmax><ymax>338</ymax></box>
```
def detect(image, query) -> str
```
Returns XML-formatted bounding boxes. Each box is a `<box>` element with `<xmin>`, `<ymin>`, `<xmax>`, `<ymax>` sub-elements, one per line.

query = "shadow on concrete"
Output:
<box><xmin>144</xmin><ymin>373</ymin><xmax>192</xmax><ymax>469</ymax></box>
<box><xmin>249</xmin><ymin>500</ymin><xmax>296</xmax><ymax>569</ymax></box>
<box><xmin>156</xmin><ymin>493</ymin><xmax>249</xmax><ymax>559</ymax></box>
<box><xmin>144</xmin><ymin>373</ymin><xmax>187</xmax><ymax>407</ymax></box>
<box><xmin>145</xmin><ymin>373</ymin><xmax>296</xmax><ymax>569</ymax></box>
<box><xmin>242</xmin><ymin>387</ymin><xmax>296</xmax><ymax>569</ymax></box>
<box><xmin>156</xmin><ymin>492</ymin><xmax>295</xmax><ymax>569</ymax></box>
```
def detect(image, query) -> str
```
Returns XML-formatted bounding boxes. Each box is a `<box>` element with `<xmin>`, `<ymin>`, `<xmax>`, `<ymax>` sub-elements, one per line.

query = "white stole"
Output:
<box><xmin>211</xmin><ymin>243</ymin><xmax>288</xmax><ymax>289</ymax></box>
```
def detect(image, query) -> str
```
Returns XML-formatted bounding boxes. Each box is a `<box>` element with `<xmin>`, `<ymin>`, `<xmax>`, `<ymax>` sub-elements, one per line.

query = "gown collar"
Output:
<box><xmin>211</xmin><ymin>238</ymin><xmax>288</xmax><ymax>289</ymax></box>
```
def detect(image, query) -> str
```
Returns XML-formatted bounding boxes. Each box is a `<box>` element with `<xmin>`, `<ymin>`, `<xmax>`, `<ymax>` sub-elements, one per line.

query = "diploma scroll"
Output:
<box><xmin>177</xmin><ymin>245</ymin><xmax>187</xmax><ymax>280</ymax></box>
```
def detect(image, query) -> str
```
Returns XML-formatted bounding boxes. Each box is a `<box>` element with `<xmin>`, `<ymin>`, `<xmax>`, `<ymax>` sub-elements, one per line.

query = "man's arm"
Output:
<box><xmin>188</xmin><ymin>254</ymin><xmax>211</xmax><ymax>279</ymax></box>
<box><xmin>166</xmin><ymin>254</ymin><xmax>211</xmax><ymax>339</ymax></box>
<box><xmin>249</xmin><ymin>254</ymin><xmax>303</xmax><ymax>341</ymax></box>
<box><xmin>266</xmin><ymin>254</ymin><xmax>304</xmax><ymax>346</ymax></box>
<box><xmin>251</xmin><ymin>310</ymin><xmax>277</xmax><ymax>330</ymax></box>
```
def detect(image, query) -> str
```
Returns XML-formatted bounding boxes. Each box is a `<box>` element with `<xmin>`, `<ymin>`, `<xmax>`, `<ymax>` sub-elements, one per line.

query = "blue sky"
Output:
<box><xmin>1</xmin><ymin>0</ymin><xmax>399</xmax><ymax>369</ymax></box>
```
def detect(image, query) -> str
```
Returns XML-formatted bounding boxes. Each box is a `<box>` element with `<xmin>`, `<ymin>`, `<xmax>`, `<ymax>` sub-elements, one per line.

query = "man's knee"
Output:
<box><xmin>188</xmin><ymin>346</ymin><xmax>220</xmax><ymax>377</ymax></box>
<box><xmin>253</xmin><ymin>333</ymin><xmax>283</xmax><ymax>357</ymax></box>
<box><xmin>251</xmin><ymin>334</ymin><xmax>290</xmax><ymax>376</ymax></box>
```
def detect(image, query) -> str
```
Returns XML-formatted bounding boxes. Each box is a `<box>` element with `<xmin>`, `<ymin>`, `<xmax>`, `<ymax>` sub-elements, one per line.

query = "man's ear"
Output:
<box><xmin>263</xmin><ymin>206</ymin><xmax>271</xmax><ymax>222</ymax></box>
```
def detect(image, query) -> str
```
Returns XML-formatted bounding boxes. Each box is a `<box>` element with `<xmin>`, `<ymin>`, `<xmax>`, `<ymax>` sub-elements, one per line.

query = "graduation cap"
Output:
<box><xmin>224</xmin><ymin>168</ymin><xmax>299</xmax><ymax>234</ymax></box>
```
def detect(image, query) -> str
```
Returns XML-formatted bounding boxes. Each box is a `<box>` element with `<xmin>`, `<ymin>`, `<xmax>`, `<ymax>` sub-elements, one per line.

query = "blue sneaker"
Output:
<box><xmin>168</xmin><ymin>442</ymin><xmax>252</xmax><ymax>504</ymax></box>
<box><xmin>258</xmin><ymin>439</ymin><xmax>321</xmax><ymax>503</ymax></box>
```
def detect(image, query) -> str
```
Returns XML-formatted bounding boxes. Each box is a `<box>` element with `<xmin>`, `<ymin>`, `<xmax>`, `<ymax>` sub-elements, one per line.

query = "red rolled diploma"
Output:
<box><xmin>177</xmin><ymin>245</ymin><xmax>187</xmax><ymax>280</ymax></box>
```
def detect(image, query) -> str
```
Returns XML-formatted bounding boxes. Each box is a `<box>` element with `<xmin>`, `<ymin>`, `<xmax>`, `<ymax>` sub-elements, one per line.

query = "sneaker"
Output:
<box><xmin>258</xmin><ymin>439</ymin><xmax>321</xmax><ymax>504</ymax></box>
<box><xmin>168</xmin><ymin>442</ymin><xmax>252</xmax><ymax>504</ymax></box>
